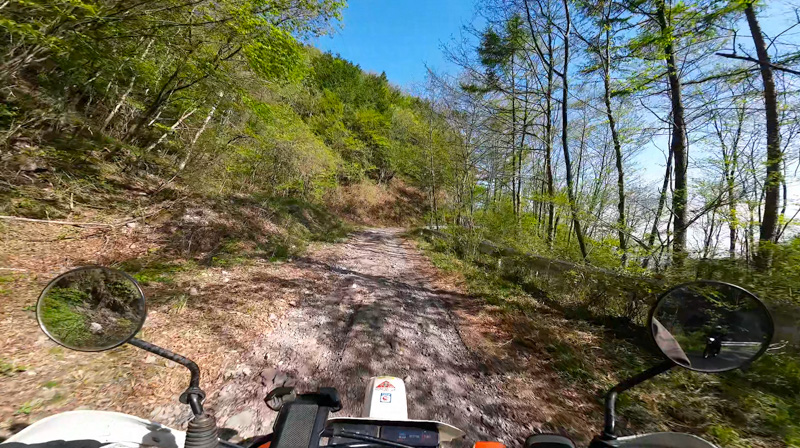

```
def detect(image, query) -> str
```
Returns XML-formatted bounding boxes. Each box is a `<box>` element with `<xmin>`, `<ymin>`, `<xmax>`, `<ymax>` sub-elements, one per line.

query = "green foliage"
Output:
<box><xmin>44</xmin><ymin>287</ymin><xmax>90</xmax><ymax>305</ymax></box>
<box><xmin>39</xmin><ymin>291</ymin><xmax>91</xmax><ymax>347</ymax></box>
<box><xmin>245</xmin><ymin>27</ymin><xmax>307</xmax><ymax>82</ymax></box>
<box><xmin>0</xmin><ymin>0</ymin><xmax>441</xmax><ymax>233</ymax></box>
<box><xmin>294</xmin><ymin>52</ymin><xmax>440</xmax><ymax>184</ymax></box>
<box><xmin>15</xmin><ymin>400</ymin><xmax>41</xmax><ymax>416</ymax></box>
<box><xmin>477</xmin><ymin>14</ymin><xmax>526</xmax><ymax>88</ymax></box>
<box><xmin>121</xmin><ymin>261</ymin><xmax>186</xmax><ymax>286</ymax></box>
<box><xmin>209</xmin><ymin>239</ymin><xmax>253</xmax><ymax>267</ymax></box>
<box><xmin>0</xmin><ymin>358</ymin><xmax>28</xmax><ymax>377</ymax></box>
<box><xmin>707</xmin><ymin>425</ymin><xmax>747</xmax><ymax>448</ymax></box>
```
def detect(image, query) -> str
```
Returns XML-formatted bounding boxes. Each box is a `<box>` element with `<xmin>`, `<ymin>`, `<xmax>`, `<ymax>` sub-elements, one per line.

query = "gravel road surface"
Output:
<box><xmin>212</xmin><ymin>228</ymin><xmax>525</xmax><ymax>446</ymax></box>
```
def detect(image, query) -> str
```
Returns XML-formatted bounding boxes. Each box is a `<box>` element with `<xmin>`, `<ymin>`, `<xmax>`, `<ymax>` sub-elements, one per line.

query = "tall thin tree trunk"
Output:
<box><xmin>576</xmin><ymin>112</ymin><xmax>587</xmax><ymax>212</ymax></box>
<box><xmin>101</xmin><ymin>76</ymin><xmax>136</xmax><ymax>132</ymax></box>
<box><xmin>538</xmin><ymin>157</ymin><xmax>546</xmax><ymax>235</ymax></box>
<box><xmin>128</xmin><ymin>65</ymin><xmax>182</xmax><ymax>141</ymax></box>
<box><xmin>560</xmin><ymin>0</ymin><xmax>588</xmax><ymax>259</ymax></box>
<box><xmin>724</xmin><ymin>153</ymin><xmax>738</xmax><ymax>258</ymax></box>
<box><xmin>703</xmin><ymin>207</ymin><xmax>718</xmax><ymax>259</ymax></box>
<box><xmin>144</xmin><ymin>107</ymin><xmax>196</xmax><ymax>152</ymax></box>
<box><xmin>510</xmin><ymin>52</ymin><xmax>519</xmax><ymax>217</ymax></box>
<box><xmin>601</xmin><ymin>19</ymin><xmax>627</xmax><ymax>266</ymax></box>
<box><xmin>189</xmin><ymin>103</ymin><xmax>217</xmax><ymax>149</ymax></box>
<box><xmin>748</xmin><ymin>206</ymin><xmax>756</xmax><ymax>264</ymax></box>
<box><xmin>428</xmin><ymin>100</ymin><xmax>439</xmax><ymax>229</ymax></box>
<box><xmin>643</xmin><ymin>148</ymin><xmax>673</xmax><ymax>269</ymax></box>
<box><xmin>517</xmin><ymin>85</ymin><xmax>529</xmax><ymax>216</ymax></box>
<box><xmin>745</xmin><ymin>2</ymin><xmax>782</xmax><ymax>269</ymax></box>
<box><xmin>545</xmin><ymin>46</ymin><xmax>555</xmax><ymax>248</ymax></box>
<box><xmin>588</xmin><ymin>143</ymin><xmax>608</xmax><ymax>238</ymax></box>
<box><xmin>656</xmin><ymin>1</ymin><xmax>688</xmax><ymax>267</ymax></box>
<box><xmin>717</xmin><ymin>103</ymin><xmax>744</xmax><ymax>259</ymax></box>
<box><xmin>154</xmin><ymin>100</ymin><xmax>219</xmax><ymax>193</ymax></box>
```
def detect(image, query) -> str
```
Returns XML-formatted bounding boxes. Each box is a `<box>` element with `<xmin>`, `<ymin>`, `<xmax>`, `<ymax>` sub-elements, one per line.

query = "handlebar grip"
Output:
<box><xmin>271</xmin><ymin>402</ymin><xmax>329</xmax><ymax>448</ymax></box>
<box><xmin>270</xmin><ymin>389</ymin><xmax>341</xmax><ymax>448</ymax></box>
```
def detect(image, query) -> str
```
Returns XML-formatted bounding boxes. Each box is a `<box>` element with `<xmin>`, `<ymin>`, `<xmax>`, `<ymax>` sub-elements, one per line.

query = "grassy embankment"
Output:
<box><xmin>416</xmin><ymin>232</ymin><xmax>800</xmax><ymax>448</ymax></box>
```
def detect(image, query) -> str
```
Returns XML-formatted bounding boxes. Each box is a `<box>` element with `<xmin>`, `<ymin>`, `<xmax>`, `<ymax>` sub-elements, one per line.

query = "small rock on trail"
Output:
<box><xmin>226</xmin><ymin>410</ymin><xmax>256</xmax><ymax>431</ymax></box>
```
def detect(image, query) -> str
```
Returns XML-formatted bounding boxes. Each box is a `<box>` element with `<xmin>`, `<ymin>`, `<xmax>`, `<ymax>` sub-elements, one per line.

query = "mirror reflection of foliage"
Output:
<box><xmin>686</xmin><ymin>284</ymin><xmax>755</xmax><ymax>314</ymax></box>
<box><xmin>38</xmin><ymin>269</ymin><xmax>144</xmax><ymax>350</ymax></box>
<box><xmin>672</xmin><ymin>330</ymin><xmax>709</xmax><ymax>355</ymax></box>
<box><xmin>40</xmin><ymin>288</ymin><xmax>94</xmax><ymax>347</ymax></box>
<box><xmin>652</xmin><ymin>282</ymin><xmax>771</xmax><ymax>372</ymax></box>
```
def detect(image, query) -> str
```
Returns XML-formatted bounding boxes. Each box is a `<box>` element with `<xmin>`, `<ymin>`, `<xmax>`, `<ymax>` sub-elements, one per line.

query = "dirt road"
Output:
<box><xmin>3</xmin><ymin>223</ymin><xmax>590</xmax><ymax>446</ymax></box>
<box><xmin>209</xmin><ymin>228</ymin><xmax>524</xmax><ymax>445</ymax></box>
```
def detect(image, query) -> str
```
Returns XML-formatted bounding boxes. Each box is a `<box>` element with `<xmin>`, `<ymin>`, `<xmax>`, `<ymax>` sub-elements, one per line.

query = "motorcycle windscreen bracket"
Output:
<box><xmin>363</xmin><ymin>376</ymin><xmax>409</xmax><ymax>420</ymax></box>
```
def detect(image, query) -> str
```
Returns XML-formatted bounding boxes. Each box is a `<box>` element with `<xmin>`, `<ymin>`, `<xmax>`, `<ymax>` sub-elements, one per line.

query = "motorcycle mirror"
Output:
<box><xmin>649</xmin><ymin>280</ymin><xmax>773</xmax><ymax>373</ymax></box>
<box><xmin>36</xmin><ymin>266</ymin><xmax>146</xmax><ymax>352</ymax></box>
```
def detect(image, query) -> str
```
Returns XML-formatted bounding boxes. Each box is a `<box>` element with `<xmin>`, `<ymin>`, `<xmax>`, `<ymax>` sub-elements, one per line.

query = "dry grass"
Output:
<box><xmin>403</xmin><ymin>237</ymin><xmax>604</xmax><ymax>445</ymax></box>
<box><xmin>0</xmin><ymin>201</ymin><xmax>333</xmax><ymax>437</ymax></box>
<box><xmin>325</xmin><ymin>179</ymin><xmax>426</xmax><ymax>227</ymax></box>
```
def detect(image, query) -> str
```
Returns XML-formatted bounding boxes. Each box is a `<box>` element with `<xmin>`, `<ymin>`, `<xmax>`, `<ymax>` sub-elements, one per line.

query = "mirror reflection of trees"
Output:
<box><xmin>651</xmin><ymin>283</ymin><xmax>772</xmax><ymax>372</ymax></box>
<box><xmin>38</xmin><ymin>268</ymin><xmax>145</xmax><ymax>351</ymax></box>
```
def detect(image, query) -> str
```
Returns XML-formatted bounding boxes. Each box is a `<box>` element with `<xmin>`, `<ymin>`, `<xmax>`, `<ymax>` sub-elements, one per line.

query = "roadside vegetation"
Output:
<box><xmin>417</xmin><ymin>235</ymin><xmax>800</xmax><ymax>447</ymax></box>
<box><xmin>0</xmin><ymin>0</ymin><xmax>438</xmax><ymax>334</ymax></box>
<box><xmin>0</xmin><ymin>0</ymin><xmax>442</xmax><ymax>232</ymax></box>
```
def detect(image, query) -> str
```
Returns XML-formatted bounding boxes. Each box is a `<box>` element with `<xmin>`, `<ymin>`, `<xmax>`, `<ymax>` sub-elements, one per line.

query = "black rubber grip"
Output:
<box><xmin>272</xmin><ymin>402</ymin><xmax>330</xmax><ymax>448</ymax></box>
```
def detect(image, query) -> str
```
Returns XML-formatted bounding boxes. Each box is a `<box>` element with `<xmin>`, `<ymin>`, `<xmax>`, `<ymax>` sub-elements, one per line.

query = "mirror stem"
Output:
<box><xmin>129</xmin><ymin>338</ymin><xmax>206</xmax><ymax>415</ymax></box>
<box><xmin>187</xmin><ymin>394</ymin><xmax>204</xmax><ymax>416</ymax></box>
<box><xmin>601</xmin><ymin>360</ymin><xmax>673</xmax><ymax>440</ymax></box>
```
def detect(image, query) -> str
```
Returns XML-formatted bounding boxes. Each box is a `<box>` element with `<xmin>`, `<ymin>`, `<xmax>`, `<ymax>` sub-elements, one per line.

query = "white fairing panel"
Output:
<box><xmin>614</xmin><ymin>432</ymin><xmax>719</xmax><ymax>448</ymax></box>
<box><xmin>362</xmin><ymin>376</ymin><xmax>408</xmax><ymax>420</ymax></box>
<box><xmin>2</xmin><ymin>411</ymin><xmax>185</xmax><ymax>448</ymax></box>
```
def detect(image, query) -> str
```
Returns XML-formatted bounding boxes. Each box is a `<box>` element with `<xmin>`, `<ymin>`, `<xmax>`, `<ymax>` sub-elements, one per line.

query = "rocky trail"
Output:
<box><xmin>209</xmin><ymin>228</ymin><xmax>527</xmax><ymax>446</ymax></box>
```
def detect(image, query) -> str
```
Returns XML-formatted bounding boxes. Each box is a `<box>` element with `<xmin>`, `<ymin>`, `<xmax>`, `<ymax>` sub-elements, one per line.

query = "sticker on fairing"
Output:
<box><xmin>375</xmin><ymin>381</ymin><xmax>395</xmax><ymax>391</ymax></box>
<box><xmin>380</xmin><ymin>393</ymin><xmax>392</xmax><ymax>403</ymax></box>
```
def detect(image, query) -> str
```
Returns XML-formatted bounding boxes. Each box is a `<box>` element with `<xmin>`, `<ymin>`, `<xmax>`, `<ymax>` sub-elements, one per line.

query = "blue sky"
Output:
<box><xmin>312</xmin><ymin>0</ymin><xmax>477</xmax><ymax>89</ymax></box>
<box><xmin>313</xmin><ymin>2</ymin><xmax>798</xmax><ymax>93</ymax></box>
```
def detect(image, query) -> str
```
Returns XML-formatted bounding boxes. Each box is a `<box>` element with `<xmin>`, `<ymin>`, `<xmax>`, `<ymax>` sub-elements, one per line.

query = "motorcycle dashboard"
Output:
<box><xmin>327</xmin><ymin>421</ymin><xmax>439</xmax><ymax>447</ymax></box>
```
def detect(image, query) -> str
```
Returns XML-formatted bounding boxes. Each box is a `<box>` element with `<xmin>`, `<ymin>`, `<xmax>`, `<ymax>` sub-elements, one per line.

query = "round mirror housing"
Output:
<box><xmin>649</xmin><ymin>281</ymin><xmax>773</xmax><ymax>373</ymax></box>
<box><xmin>36</xmin><ymin>267</ymin><xmax>146</xmax><ymax>352</ymax></box>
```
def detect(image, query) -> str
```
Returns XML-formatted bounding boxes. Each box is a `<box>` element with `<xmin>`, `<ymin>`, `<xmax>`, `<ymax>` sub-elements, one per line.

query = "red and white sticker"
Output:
<box><xmin>380</xmin><ymin>393</ymin><xmax>392</xmax><ymax>403</ymax></box>
<box><xmin>375</xmin><ymin>380</ymin><xmax>396</xmax><ymax>391</ymax></box>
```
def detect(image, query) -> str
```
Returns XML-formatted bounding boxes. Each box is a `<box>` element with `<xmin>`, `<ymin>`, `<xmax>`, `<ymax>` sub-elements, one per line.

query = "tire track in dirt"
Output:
<box><xmin>212</xmin><ymin>228</ymin><xmax>528</xmax><ymax>447</ymax></box>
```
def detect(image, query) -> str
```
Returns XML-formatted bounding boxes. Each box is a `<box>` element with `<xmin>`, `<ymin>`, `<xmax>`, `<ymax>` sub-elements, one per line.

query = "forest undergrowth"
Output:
<box><xmin>415</xmin><ymin>231</ymin><xmax>800</xmax><ymax>448</ymax></box>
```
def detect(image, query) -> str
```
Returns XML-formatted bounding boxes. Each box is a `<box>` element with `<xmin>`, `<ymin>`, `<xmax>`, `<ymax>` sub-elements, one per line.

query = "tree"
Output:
<box><xmin>653</xmin><ymin>0</ymin><xmax>690</xmax><ymax>267</ymax></box>
<box><xmin>577</xmin><ymin>0</ymin><xmax>628</xmax><ymax>264</ymax></box>
<box><xmin>743</xmin><ymin>1</ymin><xmax>782</xmax><ymax>269</ymax></box>
<box><xmin>558</xmin><ymin>0</ymin><xmax>589</xmax><ymax>259</ymax></box>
